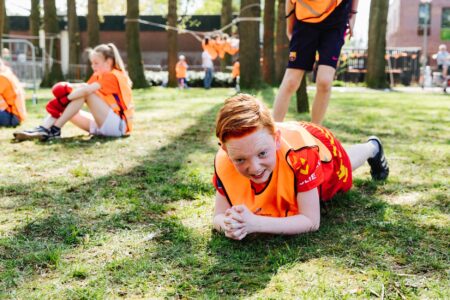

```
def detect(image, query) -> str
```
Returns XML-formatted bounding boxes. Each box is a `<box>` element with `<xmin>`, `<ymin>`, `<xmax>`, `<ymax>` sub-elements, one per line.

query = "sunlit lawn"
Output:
<box><xmin>0</xmin><ymin>86</ymin><xmax>449</xmax><ymax>299</ymax></box>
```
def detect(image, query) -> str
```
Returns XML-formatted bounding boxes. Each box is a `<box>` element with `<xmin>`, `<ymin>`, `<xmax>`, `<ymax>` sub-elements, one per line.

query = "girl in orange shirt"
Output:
<box><xmin>14</xmin><ymin>43</ymin><xmax>134</xmax><ymax>141</ymax></box>
<box><xmin>0</xmin><ymin>58</ymin><xmax>27</xmax><ymax>127</ymax></box>
<box><xmin>175</xmin><ymin>55</ymin><xmax>188</xmax><ymax>89</ymax></box>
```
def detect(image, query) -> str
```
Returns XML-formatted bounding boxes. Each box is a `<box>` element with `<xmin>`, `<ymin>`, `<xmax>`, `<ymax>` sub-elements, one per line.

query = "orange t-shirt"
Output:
<box><xmin>175</xmin><ymin>61</ymin><xmax>188</xmax><ymax>79</ymax></box>
<box><xmin>87</xmin><ymin>72</ymin><xmax>121</xmax><ymax>97</ymax></box>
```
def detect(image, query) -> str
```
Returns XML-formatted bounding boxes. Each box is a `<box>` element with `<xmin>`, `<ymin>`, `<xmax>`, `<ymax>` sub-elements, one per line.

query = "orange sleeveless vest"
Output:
<box><xmin>0</xmin><ymin>72</ymin><xmax>27</xmax><ymax>122</ymax></box>
<box><xmin>94</xmin><ymin>69</ymin><xmax>134</xmax><ymax>134</ymax></box>
<box><xmin>291</xmin><ymin>0</ymin><xmax>343</xmax><ymax>23</ymax></box>
<box><xmin>215</xmin><ymin>122</ymin><xmax>332</xmax><ymax>217</ymax></box>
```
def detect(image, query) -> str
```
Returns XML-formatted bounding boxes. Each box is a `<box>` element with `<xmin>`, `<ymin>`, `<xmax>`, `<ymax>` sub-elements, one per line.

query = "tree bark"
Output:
<box><xmin>275</xmin><ymin>0</ymin><xmax>289</xmax><ymax>84</ymax></box>
<box><xmin>221</xmin><ymin>0</ymin><xmax>233</xmax><ymax>71</ymax></box>
<box><xmin>296</xmin><ymin>75</ymin><xmax>309</xmax><ymax>113</ymax></box>
<box><xmin>67</xmin><ymin>0</ymin><xmax>80</xmax><ymax>65</ymax></box>
<box><xmin>30</xmin><ymin>0</ymin><xmax>41</xmax><ymax>56</ymax></box>
<box><xmin>41</xmin><ymin>0</ymin><xmax>64</xmax><ymax>87</ymax></box>
<box><xmin>263</xmin><ymin>0</ymin><xmax>275</xmax><ymax>85</ymax></box>
<box><xmin>126</xmin><ymin>0</ymin><xmax>149</xmax><ymax>88</ymax></box>
<box><xmin>2</xmin><ymin>5</ymin><xmax>8</xmax><ymax>35</ymax></box>
<box><xmin>0</xmin><ymin>0</ymin><xmax>4</xmax><ymax>47</ymax></box>
<box><xmin>239</xmin><ymin>0</ymin><xmax>261</xmax><ymax>89</ymax></box>
<box><xmin>167</xmin><ymin>0</ymin><xmax>178</xmax><ymax>87</ymax></box>
<box><xmin>366</xmin><ymin>0</ymin><xmax>389</xmax><ymax>89</ymax></box>
<box><xmin>87</xmin><ymin>0</ymin><xmax>100</xmax><ymax>48</ymax></box>
<box><xmin>86</xmin><ymin>0</ymin><xmax>100</xmax><ymax>78</ymax></box>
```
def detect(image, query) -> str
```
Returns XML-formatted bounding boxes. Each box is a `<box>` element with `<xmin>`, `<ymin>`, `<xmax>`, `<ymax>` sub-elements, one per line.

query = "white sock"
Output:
<box><xmin>369</xmin><ymin>140</ymin><xmax>380</xmax><ymax>158</ymax></box>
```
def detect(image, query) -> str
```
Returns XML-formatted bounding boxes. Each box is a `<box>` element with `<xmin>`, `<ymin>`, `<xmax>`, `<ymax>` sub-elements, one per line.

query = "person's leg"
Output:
<box><xmin>345</xmin><ymin>141</ymin><xmax>378</xmax><ymax>171</ymax></box>
<box><xmin>272</xmin><ymin>20</ymin><xmax>317</xmax><ymax>122</ymax></box>
<box><xmin>443</xmin><ymin>66</ymin><xmax>448</xmax><ymax>93</ymax></box>
<box><xmin>203</xmin><ymin>69</ymin><xmax>209</xmax><ymax>89</ymax></box>
<box><xmin>41</xmin><ymin>115</ymin><xmax>57</xmax><ymax>129</ymax></box>
<box><xmin>311</xmin><ymin>65</ymin><xmax>335</xmax><ymax>124</ymax></box>
<box><xmin>0</xmin><ymin>110</ymin><xmax>14</xmax><ymax>127</ymax></box>
<box><xmin>54</xmin><ymin>93</ymin><xmax>109</xmax><ymax>129</ymax></box>
<box><xmin>272</xmin><ymin>68</ymin><xmax>305</xmax><ymax>122</ymax></box>
<box><xmin>208</xmin><ymin>69</ymin><xmax>214</xmax><ymax>88</ymax></box>
<box><xmin>345</xmin><ymin>137</ymin><xmax>389</xmax><ymax>180</ymax></box>
<box><xmin>314</xmin><ymin>20</ymin><xmax>347</xmax><ymax>124</ymax></box>
<box><xmin>69</xmin><ymin>110</ymin><xmax>95</xmax><ymax>132</ymax></box>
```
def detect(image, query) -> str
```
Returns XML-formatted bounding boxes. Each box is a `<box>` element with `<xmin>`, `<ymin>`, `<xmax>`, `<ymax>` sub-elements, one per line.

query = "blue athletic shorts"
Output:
<box><xmin>287</xmin><ymin>20</ymin><xmax>348</xmax><ymax>71</ymax></box>
<box><xmin>0</xmin><ymin>110</ymin><xmax>20</xmax><ymax>127</ymax></box>
<box><xmin>287</xmin><ymin>0</ymin><xmax>351</xmax><ymax>71</ymax></box>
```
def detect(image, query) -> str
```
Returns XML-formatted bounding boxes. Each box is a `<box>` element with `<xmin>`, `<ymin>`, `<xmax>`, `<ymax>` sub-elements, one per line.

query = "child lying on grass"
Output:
<box><xmin>213</xmin><ymin>94</ymin><xmax>389</xmax><ymax>240</ymax></box>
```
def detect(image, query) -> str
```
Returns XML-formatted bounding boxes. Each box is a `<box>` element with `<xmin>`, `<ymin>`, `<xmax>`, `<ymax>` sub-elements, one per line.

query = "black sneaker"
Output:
<box><xmin>13</xmin><ymin>126</ymin><xmax>49</xmax><ymax>141</ymax></box>
<box><xmin>367</xmin><ymin>136</ymin><xmax>389</xmax><ymax>180</ymax></box>
<box><xmin>46</xmin><ymin>125</ymin><xmax>61</xmax><ymax>140</ymax></box>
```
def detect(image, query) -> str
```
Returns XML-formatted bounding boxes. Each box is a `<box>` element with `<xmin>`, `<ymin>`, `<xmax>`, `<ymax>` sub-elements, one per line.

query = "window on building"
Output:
<box><xmin>418</xmin><ymin>2</ymin><xmax>431</xmax><ymax>36</ymax></box>
<box><xmin>442</xmin><ymin>8</ymin><xmax>450</xmax><ymax>41</ymax></box>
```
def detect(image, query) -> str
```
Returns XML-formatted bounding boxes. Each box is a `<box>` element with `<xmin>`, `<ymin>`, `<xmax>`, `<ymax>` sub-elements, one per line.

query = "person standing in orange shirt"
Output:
<box><xmin>273</xmin><ymin>0</ymin><xmax>359</xmax><ymax>124</ymax></box>
<box><xmin>175</xmin><ymin>55</ymin><xmax>189</xmax><ymax>89</ymax></box>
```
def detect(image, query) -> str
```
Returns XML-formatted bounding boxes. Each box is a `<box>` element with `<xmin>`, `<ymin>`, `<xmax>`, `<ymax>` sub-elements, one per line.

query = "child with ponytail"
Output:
<box><xmin>14</xmin><ymin>43</ymin><xmax>134</xmax><ymax>141</ymax></box>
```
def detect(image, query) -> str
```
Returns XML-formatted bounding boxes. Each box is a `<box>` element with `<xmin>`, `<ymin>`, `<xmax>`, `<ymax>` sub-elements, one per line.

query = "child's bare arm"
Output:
<box><xmin>67</xmin><ymin>82</ymin><xmax>101</xmax><ymax>100</ymax></box>
<box><xmin>230</xmin><ymin>188</ymin><xmax>321</xmax><ymax>236</ymax></box>
<box><xmin>285</xmin><ymin>0</ymin><xmax>296</xmax><ymax>40</ymax></box>
<box><xmin>213</xmin><ymin>192</ymin><xmax>232</xmax><ymax>232</ymax></box>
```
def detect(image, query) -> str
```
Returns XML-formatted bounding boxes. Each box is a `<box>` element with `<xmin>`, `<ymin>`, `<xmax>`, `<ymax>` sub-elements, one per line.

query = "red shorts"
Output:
<box><xmin>301</xmin><ymin>122</ymin><xmax>353</xmax><ymax>201</ymax></box>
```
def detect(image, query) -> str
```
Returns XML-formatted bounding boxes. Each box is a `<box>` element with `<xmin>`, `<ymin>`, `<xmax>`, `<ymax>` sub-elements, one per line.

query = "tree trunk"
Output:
<box><xmin>296</xmin><ymin>75</ymin><xmax>309</xmax><ymax>113</ymax></box>
<box><xmin>126</xmin><ymin>0</ymin><xmax>149</xmax><ymax>88</ymax></box>
<box><xmin>167</xmin><ymin>0</ymin><xmax>178</xmax><ymax>87</ymax></box>
<box><xmin>3</xmin><ymin>5</ymin><xmax>8</xmax><ymax>35</ymax></box>
<box><xmin>86</xmin><ymin>0</ymin><xmax>99</xmax><ymax>78</ymax></box>
<box><xmin>41</xmin><ymin>0</ymin><xmax>64</xmax><ymax>87</ymax></box>
<box><xmin>275</xmin><ymin>0</ymin><xmax>289</xmax><ymax>84</ymax></box>
<box><xmin>67</xmin><ymin>0</ymin><xmax>80</xmax><ymax>65</ymax></box>
<box><xmin>366</xmin><ymin>0</ymin><xmax>389</xmax><ymax>89</ymax></box>
<box><xmin>263</xmin><ymin>0</ymin><xmax>275</xmax><ymax>85</ymax></box>
<box><xmin>221</xmin><ymin>0</ymin><xmax>233</xmax><ymax>71</ymax></box>
<box><xmin>30</xmin><ymin>0</ymin><xmax>41</xmax><ymax>56</ymax></box>
<box><xmin>87</xmin><ymin>0</ymin><xmax>100</xmax><ymax>48</ymax></box>
<box><xmin>239</xmin><ymin>0</ymin><xmax>261</xmax><ymax>89</ymax></box>
<box><xmin>0</xmin><ymin>0</ymin><xmax>4</xmax><ymax>47</ymax></box>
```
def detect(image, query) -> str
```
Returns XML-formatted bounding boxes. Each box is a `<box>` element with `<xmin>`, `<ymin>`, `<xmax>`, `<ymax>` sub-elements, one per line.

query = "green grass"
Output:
<box><xmin>0</xmin><ymin>87</ymin><xmax>449</xmax><ymax>299</ymax></box>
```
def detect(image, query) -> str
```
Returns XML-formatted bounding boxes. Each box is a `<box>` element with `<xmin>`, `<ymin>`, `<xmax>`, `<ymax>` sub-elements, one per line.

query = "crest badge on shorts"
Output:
<box><xmin>289</xmin><ymin>51</ymin><xmax>297</xmax><ymax>62</ymax></box>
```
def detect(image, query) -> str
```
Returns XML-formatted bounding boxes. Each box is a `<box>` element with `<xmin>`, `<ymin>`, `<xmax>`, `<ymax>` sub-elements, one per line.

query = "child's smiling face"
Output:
<box><xmin>223</xmin><ymin>128</ymin><xmax>281</xmax><ymax>184</ymax></box>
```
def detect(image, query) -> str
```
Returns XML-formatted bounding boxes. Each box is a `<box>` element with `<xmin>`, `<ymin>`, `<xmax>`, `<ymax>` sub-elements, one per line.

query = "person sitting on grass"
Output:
<box><xmin>14</xmin><ymin>43</ymin><xmax>134</xmax><ymax>141</ymax></box>
<box><xmin>0</xmin><ymin>58</ymin><xmax>27</xmax><ymax>127</ymax></box>
<box><xmin>213</xmin><ymin>94</ymin><xmax>389</xmax><ymax>240</ymax></box>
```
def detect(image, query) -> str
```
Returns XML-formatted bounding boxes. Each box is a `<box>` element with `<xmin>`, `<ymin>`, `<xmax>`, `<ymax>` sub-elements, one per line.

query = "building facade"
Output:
<box><xmin>387</xmin><ymin>0</ymin><xmax>450</xmax><ymax>65</ymax></box>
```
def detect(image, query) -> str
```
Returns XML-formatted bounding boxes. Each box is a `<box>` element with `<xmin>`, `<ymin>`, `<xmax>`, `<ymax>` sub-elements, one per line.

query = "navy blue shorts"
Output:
<box><xmin>287</xmin><ymin>20</ymin><xmax>348</xmax><ymax>71</ymax></box>
<box><xmin>0</xmin><ymin>110</ymin><xmax>20</xmax><ymax>127</ymax></box>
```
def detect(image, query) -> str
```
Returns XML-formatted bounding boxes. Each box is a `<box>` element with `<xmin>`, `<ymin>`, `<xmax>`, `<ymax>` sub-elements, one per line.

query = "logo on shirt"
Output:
<box><xmin>289</xmin><ymin>51</ymin><xmax>297</xmax><ymax>62</ymax></box>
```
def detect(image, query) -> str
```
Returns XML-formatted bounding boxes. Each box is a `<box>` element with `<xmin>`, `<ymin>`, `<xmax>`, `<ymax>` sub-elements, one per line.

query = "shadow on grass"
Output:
<box><xmin>0</xmin><ymin>103</ymin><xmax>219</xmax><ymax>295</ymax></box>
<box><xmin>1</xmin><ymin>101</ymin><xmax>448</xmax><ymax>298</ymax></box>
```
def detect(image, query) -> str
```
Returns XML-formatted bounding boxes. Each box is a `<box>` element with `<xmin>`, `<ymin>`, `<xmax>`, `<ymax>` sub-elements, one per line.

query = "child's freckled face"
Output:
<box><xmin>224</xmin><ymin>128</ymin><xmax>280</xmax><ymax>184</ymax></box>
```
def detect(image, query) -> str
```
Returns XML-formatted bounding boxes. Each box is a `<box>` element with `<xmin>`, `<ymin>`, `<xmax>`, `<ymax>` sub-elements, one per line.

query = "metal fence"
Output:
<box><xmin>337</xmin><ymin>47</ymin><xmax>421</xmax><ymax>85</ymax></box>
